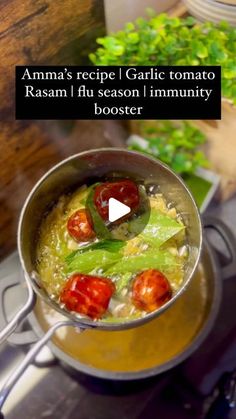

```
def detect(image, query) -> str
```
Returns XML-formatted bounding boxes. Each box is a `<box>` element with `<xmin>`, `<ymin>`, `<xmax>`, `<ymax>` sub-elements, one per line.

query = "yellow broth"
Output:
<box><xmin>36</xmin><ymin>183</ymin><xmax>187</xmax><ymax>321</ymax></box>
<box><xmin>35</xmin><ymin>265</ymin><xmax>208</xmax><ymax>372</ymax></box>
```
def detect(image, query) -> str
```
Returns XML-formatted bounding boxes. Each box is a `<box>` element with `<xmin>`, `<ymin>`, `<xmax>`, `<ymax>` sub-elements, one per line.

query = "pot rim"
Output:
<box><xmin>27</xmin><ymin>240</ymin><xmax>221</xmax><ymax>380</ymax></box>
<box><xmin>17</xmin><ymin>148</ymin><xmax>202</xmax><ymax>332</ymax></box>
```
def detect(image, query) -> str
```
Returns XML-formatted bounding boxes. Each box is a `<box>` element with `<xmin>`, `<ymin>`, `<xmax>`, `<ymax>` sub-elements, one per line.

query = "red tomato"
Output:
<box><xmin>94</xmin><ymin>180</ymin><xmax>139</xmax><ymax>222</ymax></box>
<box><xmin>132</xmin><ymin>269</ymin><xmax>172</xmax><ymax>312</ymax></box>
<box><xmin>60</xmin><ymin>273</ymin><xmax>115</xmax><ymax>319</ymax></box>
<box><xmin>67</xmin><ymin>209</ymin><xmax>95</xmax><ymax>242</ymax></box>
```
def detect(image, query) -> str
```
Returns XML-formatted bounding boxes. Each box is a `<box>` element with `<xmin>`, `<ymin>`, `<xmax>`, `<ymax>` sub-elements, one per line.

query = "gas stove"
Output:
<box><xmin>1</xmin><ymin>197</ymin><xmax>236</xmax><ymax>419</ymax></box>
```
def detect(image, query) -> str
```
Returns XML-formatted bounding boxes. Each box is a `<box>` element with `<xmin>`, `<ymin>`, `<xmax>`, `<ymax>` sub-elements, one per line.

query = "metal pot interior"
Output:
<box><xmin>29</xmin><ymin>241</ymin><xmax>220</xmax><ymax>380</ymax></box>
<box><xmin>18</xmin><ymin>149</ymin><xmax>202</xmax><ymax>330</ymax></box>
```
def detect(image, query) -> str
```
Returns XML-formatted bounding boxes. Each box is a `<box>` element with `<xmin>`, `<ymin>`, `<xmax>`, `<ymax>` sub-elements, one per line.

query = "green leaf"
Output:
<box><xmin>130</xmin><ymin>208</ymin><xmax>184</xmax><ymax>247</ymax></box>
<box><xmin>188</xmin><ymin>58</ymin><xmax>200</xmax><ymax>66</ymax></box>
<box><xmin>218</xmin><ymin>20</ymin><xmax>230</xmax><ymax>31</ymax></box>
<box><xmin>209</xmin><ymin>42</ymin><xmax>228</xmax><ymax>62</ymax></box>
<box><xmin>112</xmin><ymin>45</ymin><xmax>125</xmax><ymax>56</ymax></box>
<box><xmin>193</xmin><ymin>41</ymin><xmax>209</xmax><ymax>59</ymax></box>
<box><xmin>88</xmin><ymin>53</ymin><xmax>96</xmax><ymax>64</ymax></box>
<box><xmin>129</xmin><ymin>120</ymin><xmax>208</xmax><ymax>176</ymax></box>
<box><xmin>125</xmin><ymin>22</ymin><xmax>135</xmax><ymax>31</ymax></box>
<box><xmin>66</xmin><ymin>249</ymin><xmax>121</xmax><ymax>274</ymax></box>
<box><xmin>87</xmin><ymin>187</ymin><xmax>111</xmax><ymax>239</ymax></box>
<box><xmin>172</xmin><ymin>153</ymin><xmax>192</xmax><ymax>174</ymax></box>
<box><xmin>90</xmin><ymin>12</ymin><xmax>236</xmax><ymax>130</ymax></box>
<box><xmin>127</xmin><ymin>33</ymin><xmax>139</xmax><ymax>44</ymax></box>
<box><xmin>184</xmin><ymin>16</ymin><xmax>196</xmax><ymax>26</ymax></box>
<box><xmin>224</xmin><ymin>62</ymin><xmax>236</xmax><ymax>79</ymax></box>
<box><xmin>65</xmin><ymin>240</ymin><xmax>125</xmax><ymax>264</ymax></box>
<box><xmin>106</xmin><ymin>249</ymin><xmax>181</xmax><ymax>275</ymax></box>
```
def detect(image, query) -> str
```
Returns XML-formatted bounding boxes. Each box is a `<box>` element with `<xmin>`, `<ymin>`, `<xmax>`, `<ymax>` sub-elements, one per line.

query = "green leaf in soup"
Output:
<box><xmin>106</xmin><ymin>249</ymin><xmax>181</xmax><ymax>275</ymax></box>
<box><xmin>65</xmin><ymin>240</ymin><xmax>125</xmax><ymax>265</ymax></box>
<box><xmin>129</xmin><ymin>208</ymin><xmax>184</xmax><ymax>248</ymax></box>
<box><xmin>65</xmin><ymin>249</ymin><xmax>80</xmax><ymax>265</ymax></box>
<box><xmin>66</xmin><ymin>249</ymin><xmax>121</xmax><ymax>274</ymax></box>
<box><xmin>87</xmin><ymin>187</ymin><xmax>111</xmax><ymax>239</ymax></box>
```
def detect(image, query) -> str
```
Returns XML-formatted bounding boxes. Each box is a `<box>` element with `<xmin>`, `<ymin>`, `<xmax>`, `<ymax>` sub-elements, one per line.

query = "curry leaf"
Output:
<box><xmin>133</xmin><ymin>209</ymin><xmax>185</xmax><ymax>248</ymax></box>
<box><xmin>65</xmin><ymin>240</ymin><xmax>125</xmax><ymax>264</ymax></box>
<box><xmin>106</xmin><ymin>249</ymin><xmax>181</xmax><ymax>275</ymax></box>
<box><xmin>66</xmin><ymin>249</ymin><xmax>122</xmax><ymax>274</ymax></box>
<box><xmin>87</xmin><ymin>186</ymin><xmax>111</xmax><ymax>239</ymax></box>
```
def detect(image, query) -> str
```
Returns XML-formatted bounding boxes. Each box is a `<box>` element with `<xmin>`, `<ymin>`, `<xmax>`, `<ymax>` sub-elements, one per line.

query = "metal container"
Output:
<box><xmin>0</xmin><ymin>217</ymin><xmax>235</xmax><ymax>382</ymax></box>
<box><xmin>0</xmin><ymin>149</ymin><xmax>202</xmax><ymax>411</ymax></box>
<box><xmin>1</xmin><ymin>148</ymin><xmax>202</xmax><ymax>342</ymax></box>
<box><xmin>183</xmin><ymin>0</ymin><xmax>236</xmax><ymax>25</ymax></box>
<box><xmin>104</xmin><ymin>0</ymin><xmax>178</xmax><ymax>32</ymax></box>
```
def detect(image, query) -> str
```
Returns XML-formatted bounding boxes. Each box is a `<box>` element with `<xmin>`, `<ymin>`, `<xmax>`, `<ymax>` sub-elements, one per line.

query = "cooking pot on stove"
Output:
<box><xmin>0</xmin><ymin>148</ymin><xmax>216</xmax><ymax>414</ymax></box>
<box><xmin>1</xmin><ymin>216</ymin><xmax>236</xmax><ymax>380</ymax></box>
<box><xmin>0</xmin><ymin>216</ymin><xmax>235</xmax><ymax>419</ymax></box>
<box><xmin>0</xmin><ymin>149</ymin><xmax>202</xmax><ymax>345</ymax></box>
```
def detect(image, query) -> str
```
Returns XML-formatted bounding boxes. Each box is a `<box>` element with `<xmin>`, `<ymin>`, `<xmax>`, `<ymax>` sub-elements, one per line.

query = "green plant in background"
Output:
<box><xmin>128</xmin><ymin>120</ymin><xmax>209</xmax><ymax>175</ymax></box>
<box><xmin>90</xmin><ymin>12</ymin><xmax>236</xmax><ymax>105</ymax></box>
<box><xmin>128</xmin><ymin>120</ymin><xmax>212</xmax><ymax>208</ymax></box>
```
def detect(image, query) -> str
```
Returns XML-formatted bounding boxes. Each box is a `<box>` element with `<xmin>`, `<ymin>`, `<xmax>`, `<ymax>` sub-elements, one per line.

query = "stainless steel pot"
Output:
<box><xmin>0</xmin><ymin>149</ymin><xmax>202</xmax><ymax>410</ymax></box>
<box><xmin>0</xmin><ymin>217</ymin><xmax>235</xmax><ymax>383</ymax></box>
<box><xmin>0</xmin><ymin>149</ymin><xmax>202</xmax><ymax>340</ymax></box>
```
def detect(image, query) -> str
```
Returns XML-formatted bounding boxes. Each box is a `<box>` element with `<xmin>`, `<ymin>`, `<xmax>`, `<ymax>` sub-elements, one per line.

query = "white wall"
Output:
<box><xmin>104</xmin><ymin>0</ymin><xmax>178</xmax><ymax>32</ymax></box>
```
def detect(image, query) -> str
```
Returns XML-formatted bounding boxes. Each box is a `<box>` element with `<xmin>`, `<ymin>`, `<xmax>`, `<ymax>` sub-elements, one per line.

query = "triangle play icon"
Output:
<box><xmin>108</xmin><ymin>198</ymin><xmax>131</xmax><ymax>223</ymax></box>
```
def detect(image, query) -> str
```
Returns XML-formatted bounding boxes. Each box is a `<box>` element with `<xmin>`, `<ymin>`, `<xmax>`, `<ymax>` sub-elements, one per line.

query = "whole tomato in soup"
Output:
<box><xmin>132</xmin><ymin>269</ymin><xmax>172</xmax><ymax>312</ymax></box>
<box><xmin>60</xmin><ymin>273</ymin><xmax>115</xmax><ymax>319</ymax></box>
<box><xmin>94</xmin><ymin>180</ymin><xmax>139</xmax><ymax>222</ymax></box>
<box><xmin>67</xmin><ymin>209</ymin><xmax>95</xmax><ymax>242</ymax></box>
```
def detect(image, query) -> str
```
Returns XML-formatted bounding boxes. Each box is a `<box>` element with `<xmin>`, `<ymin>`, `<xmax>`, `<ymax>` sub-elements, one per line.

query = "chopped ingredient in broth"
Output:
<box><xmin>36</xmin><ymin>179</ymin><xmax>187</xmax><ymax>322</ymax></box>
<box><xmin>35</xmin><ymin>267</ymin><xmax>207</xmax><ymax>372</ymax></box>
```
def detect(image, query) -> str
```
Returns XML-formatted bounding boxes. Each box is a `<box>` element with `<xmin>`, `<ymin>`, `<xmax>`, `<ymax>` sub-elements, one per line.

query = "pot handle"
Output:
<box><xmin>0</xmin><ymin>275</ymin><xmax>59</xmax><ymax>368</ymax></box>
<box><xmin>0</xmin><ymin>320</ymin><xmax>79</xmax><ymax>415</ymax></box>
<box><xmin>203</xmin><ymin>215</ymin><xmax>236</xmax><ymax>281</ymax></box>
<box><xmin>0</xmin><ymin>275</ymin><xmax>36</xmax><ymax>346</ymax></box>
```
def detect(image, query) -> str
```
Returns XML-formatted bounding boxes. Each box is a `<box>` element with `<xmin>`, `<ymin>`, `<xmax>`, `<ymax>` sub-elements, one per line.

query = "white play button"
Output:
<box><xmin>108</xmin><ymin>198</ymin><xmax>131</xmax><ymax>223</ymax></box>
